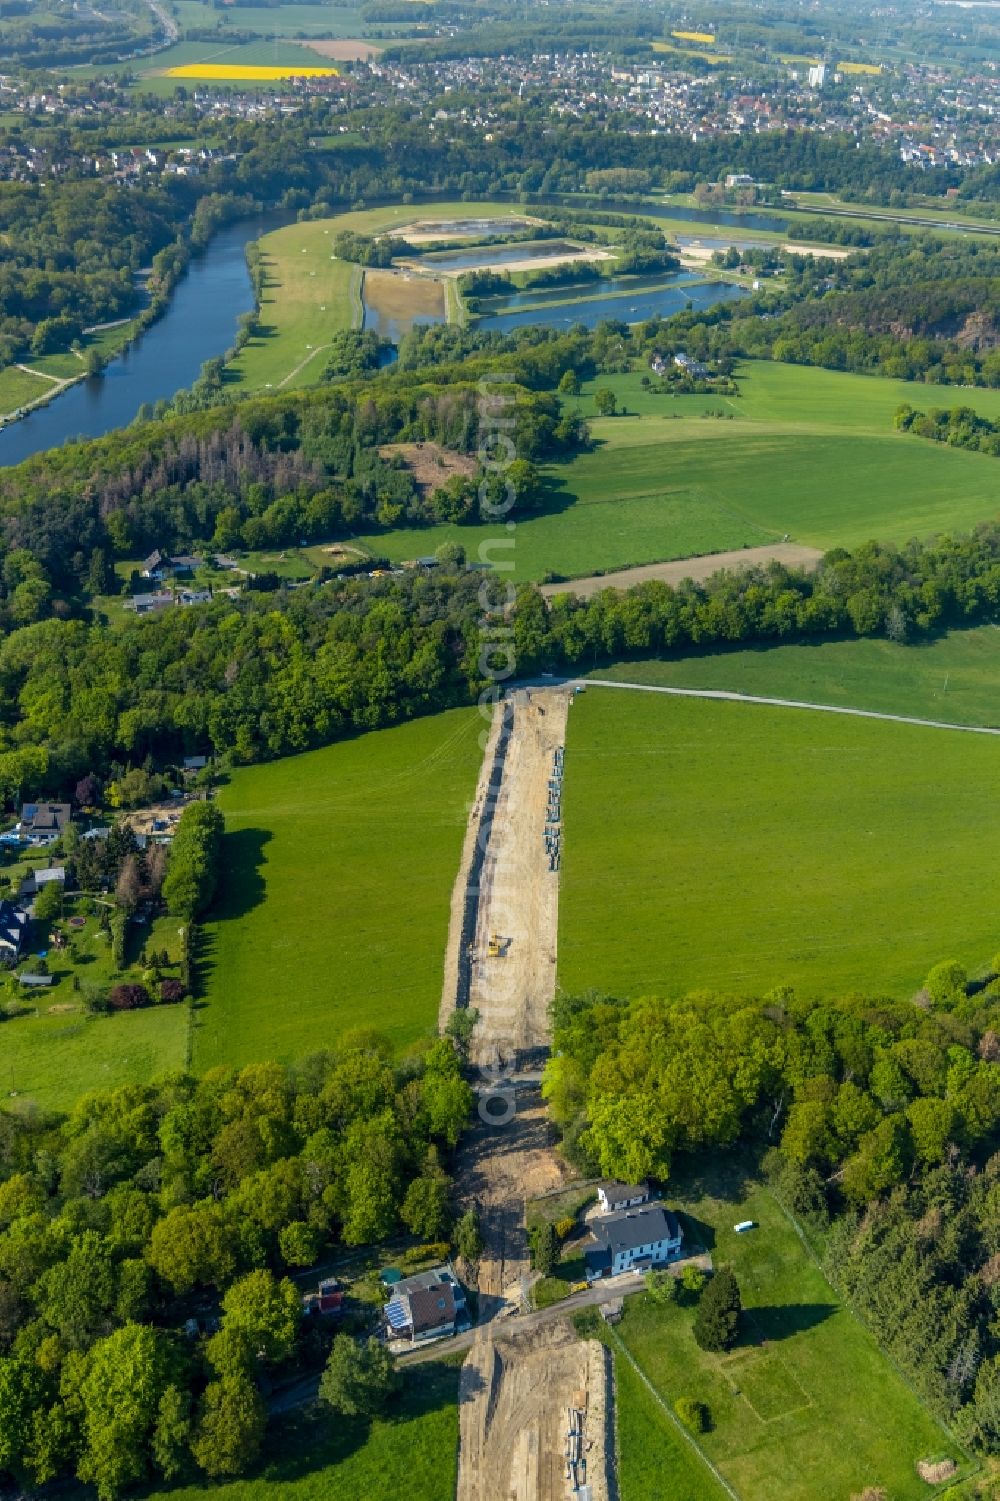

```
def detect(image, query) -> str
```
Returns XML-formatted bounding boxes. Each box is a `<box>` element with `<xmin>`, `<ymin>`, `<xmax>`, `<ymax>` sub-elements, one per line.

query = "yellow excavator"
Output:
<box><xmin>487</xmin><ymin>933</ymin><xmax>507</xmax><ymax>958</ymax></box>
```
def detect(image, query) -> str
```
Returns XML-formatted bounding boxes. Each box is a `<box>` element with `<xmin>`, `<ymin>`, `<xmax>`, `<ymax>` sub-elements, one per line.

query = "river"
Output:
<box><xmin>0</xmin><ymin>211</ymin><xmax>288</xmax><ymax>470</ymax></box>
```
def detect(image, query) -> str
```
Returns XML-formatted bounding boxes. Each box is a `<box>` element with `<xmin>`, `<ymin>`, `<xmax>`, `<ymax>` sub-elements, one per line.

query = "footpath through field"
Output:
<box><xmin>578</xmin><ymin>677</ymin><xmax>1000</xmax><ymax>736</ymax></box>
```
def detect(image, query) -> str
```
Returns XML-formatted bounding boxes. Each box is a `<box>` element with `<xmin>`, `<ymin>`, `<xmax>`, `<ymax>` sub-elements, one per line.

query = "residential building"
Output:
<box><xmin>383</xmin><ymin>1266</ymin><xmax>467</xmax><ymax>1343</ymax></box>
<box><xmin>597</xmin><ymin>1181</ymin><xmax>650</xmax><ymax>1215</ymax></box>
<box><xmin>584</xmin><ymin>1201</ymin><xmax>683</xmax><ymax>1280</ymax></box>
<box><xmin>19</xmin><ymin>802</ymin><xmax>70</xmax><ymax>845</ymax></box>
<box><xmin>0</xmin><ymin>900</ymin><xmax>29</xmax><ymax>956</ymax></box>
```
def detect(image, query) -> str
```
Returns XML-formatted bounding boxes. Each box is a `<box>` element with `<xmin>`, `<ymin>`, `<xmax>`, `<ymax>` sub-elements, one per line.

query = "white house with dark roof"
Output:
<box><xmin>585</xmin><ymin>1201</ymin><xmax>683</xmax><ymax>1281</ymax></box>
<box><xmin>597</xmin><ymin>1181</ymin><xmax>650</xmax><ymax>1215</ymax></box>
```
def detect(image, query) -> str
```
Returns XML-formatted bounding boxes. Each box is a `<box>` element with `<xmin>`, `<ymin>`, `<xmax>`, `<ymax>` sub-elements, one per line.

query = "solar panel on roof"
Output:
<box><xmin>385</xmin><ymin>1297</ymin><xmax>409</xmax><ymax>1331</ymax></box>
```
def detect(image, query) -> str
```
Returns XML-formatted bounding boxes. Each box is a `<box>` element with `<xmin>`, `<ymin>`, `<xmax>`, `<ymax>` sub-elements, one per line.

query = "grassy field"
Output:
<box><xmin>225</xmin><ymin>222</ymin><xmax>362</xmax><ymax>390</ymax></box>
<box><xmin>345</xmin><ymin>361</ymin><xmax>1000</xmax><ymax>581</ymax></box>
<box><xmin>611</xmin><ymin>1157</ymin><xmax>968</xmax><ymax>1501</ymax></box>
<box><xmin>172</xmin><ymin>0</ymin><xmax>370</xmax><ymax>37</ymax></box>
<box><xmin>195</xmin><ymin>709</ymin><xmax>483</xmax><ymax>1070</ymax></box>
<box><xmin>589</xmin><ymin>627</ymin><xmax>1000</xmax><ymax>729</ymax></box>
<box><xmin>163</xmin><ymin>1360</ymin><xmax>459</xmax><ymax>1501</ymax></box>
<box><xmin>4</xmin><ymin>1005</ymin><xmax>188</xmax><ymax>1115</ymax></box>
<box><xmin>559</xmin><ymin>687</ymin><xmax>1000</xmax><ymax>1001</ymax></box>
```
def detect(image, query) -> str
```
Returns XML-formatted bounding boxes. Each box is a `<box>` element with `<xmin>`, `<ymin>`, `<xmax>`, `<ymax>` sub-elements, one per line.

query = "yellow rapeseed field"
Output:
<box><xmin>837</xmin><ymin>60</ymin><xmax>882</xmax><ymax>75</ymax></box>
<box><xmin>671</xmin><ymin>29</ymin><xmax>716</xmax><ymax>44</ymax></box>
<box><xmin>164</xmin><ymin>63</ymin><xmax>339</xmax><ymax>80</ymax></box>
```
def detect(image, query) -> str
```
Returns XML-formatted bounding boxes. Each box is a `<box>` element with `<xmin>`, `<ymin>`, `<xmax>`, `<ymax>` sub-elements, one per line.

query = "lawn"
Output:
<box><xmin>612</xmin><ymin>1352</ymin><xmax>732</xmax><ymax>1501</ymax></box>
<box><xmin>3</xmin><ymin>1005</ymin><xmax>187</xmax><ymax>1115</ymax></box>
<box><xmin>610</xmin><ymin>1157</ymin><xmax>969</xmax><ymax>1501</ymax></box>
<box><xmin>588</xmin><ymin>626</ymin><xmax>1000</xmax><ymax>729</ymax></box>
<box><xmin>195</xmin><ymin>709</ymin><xmax>483</xmax><ymax>1069</ymax></box>
<box><xmin>172</xmin><ymin>0</ymin><xmax>369</xmax><ymax>37</ymax></box>
<box><xmin>346</xmin><ymin>362</ymin><xmax>1000</xmax><ymax>582</ymax></box>
<box><xmin>0</xmin><ymin>364</ymin><xmax>53</xmax><ymax>418</ymax></box>
<box><xmin>161</xmin><ymin>1360</ymin><xmax>459</xmax><ymax>1501</ymax></box>
<box><xmin>558</xmin><ymin>687</ymin><xmax>1000</xmax><ymax>1001</ymax></box>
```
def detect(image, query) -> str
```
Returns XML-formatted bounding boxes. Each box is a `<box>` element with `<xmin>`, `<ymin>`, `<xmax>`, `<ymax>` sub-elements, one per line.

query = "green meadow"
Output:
<box><xmin>558</xmin><ymin>688</ymin><xmax>1000</xmax><ymax>1001</ymax></box>
<box><xmin>164</xmin><ymin>1361</ymin><xmax>459</xmax><ymax>1501</ymax></box>
<box><xmin>347</xmin><ymin>362</ymin><xmax>1000</xmax><ymax>581</ymax></box>
<box><xmin>589</xmin><ymin>626</ymin><xmax>1000</xmax><ymax>729</ymax></box>
<box><xmin>611</xmin><ymin>1158</ymin><xmax>968</xmax><ymax>1501</ymax></box>
<box><xmin>3</xmin><ymin>1005</ymin><xmax>188</xmax><ymax>1115</ymax></box>
<box><xmin>195</xmin><ymin>709</ymin><xmax>483</xmax><ymax>1070</ymax></box>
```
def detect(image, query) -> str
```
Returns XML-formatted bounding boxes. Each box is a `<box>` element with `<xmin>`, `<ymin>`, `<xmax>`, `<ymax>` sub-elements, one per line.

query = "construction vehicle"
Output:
<box><xmin>487</xmin><ymin>933</ymin><xmax>506</xmax><ymax>958</ymax></box>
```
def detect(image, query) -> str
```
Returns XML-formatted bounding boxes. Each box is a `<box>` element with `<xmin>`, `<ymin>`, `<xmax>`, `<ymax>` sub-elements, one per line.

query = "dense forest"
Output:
<box><xmin>0</xmin><ymin>1039</ymin><xmax>472</xmax><ymax>1495</ymax></box>
<box><xmin>545</xmin><ymin>977</ymin><xmax>1000</xmax><ymax>1449</ymax></box>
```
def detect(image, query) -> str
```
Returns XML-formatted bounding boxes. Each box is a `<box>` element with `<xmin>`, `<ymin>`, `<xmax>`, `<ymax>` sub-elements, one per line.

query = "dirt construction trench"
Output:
<box><xmin>440</xmin><ymin>686</ymin><xmax>571</xmax><ymax>1067</ymax></box>
<box><xmin>458</xmin><ymin>1320</ymin><xmax>611</xmax><ymax>1501</ymax></box>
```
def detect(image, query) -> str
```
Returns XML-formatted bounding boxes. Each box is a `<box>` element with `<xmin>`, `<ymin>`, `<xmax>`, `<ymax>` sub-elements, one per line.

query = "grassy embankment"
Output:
<box><xmin>558</xmin><ymin>687</ymin><xmax>1000</xmax><ymax>1001</ymax></box>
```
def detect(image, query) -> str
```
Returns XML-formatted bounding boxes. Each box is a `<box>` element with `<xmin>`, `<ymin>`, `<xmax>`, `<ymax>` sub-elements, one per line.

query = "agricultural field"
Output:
<box><xmin>164</xmin><ymin>62</ymin><xmax>339</xmax><ymax>80</ymax></box>
<box><xmin>348</xmin><ymin>361</ymin><xmax>1000</xmax><ymax>582</ymax></box>
<box><xmin>165</xmin><ymin>1361</ymin><xmax>460</xmax><ymax>1501</ymax></box>
<box><xmin>609</xmin><ymin>1157</ymin><xmax>968</xmax><ymax>1501</ymax></box>
<box><xmin>558</xmin><ymin>688</ymin><xmax>1000</xmax><ymax>1001</ymax></box>
<box><xmin>172</xmin><ymin>0</ymin><xmax>371</xmax><ymax>39</ymax></box>
<box><xmin>588</xmin><ymin>626</ymin><xmax>1000</xmax><ymax>730</ymax></box>
<box><xmin>195</xmin><ymin>709</ymin><xmax>483</xmax><ymax>1070</ymax></box>
<box><xmin>4</xmin><ymin>1005</ymin><xmax>187</xmax><ymax>1115</ymax></box>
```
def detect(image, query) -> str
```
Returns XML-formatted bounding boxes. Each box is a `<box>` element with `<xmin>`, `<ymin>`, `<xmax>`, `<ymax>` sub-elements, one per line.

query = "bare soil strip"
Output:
<box><xmin>539</xmin><ymin>542</ymin><xmax>824</xmax><ymax>599</ymax></box>
<box><xmin>305</xmin><ymin>38</ymin><xmax>384</xmax><ymax>59</ymax></box>
<box><xmin>464</xmin><ymin>688</ymin><xmax>570</xmax><ymax>1067</ymax></box>
<box><xmin>458</xmin><ymin>1321</ymin><xmax>610</xmax><ymax>1501</ymax></box>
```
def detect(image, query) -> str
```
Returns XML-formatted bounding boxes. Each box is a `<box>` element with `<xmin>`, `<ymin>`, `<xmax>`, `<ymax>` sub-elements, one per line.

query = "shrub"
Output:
<box><xmin>674</xmin><ymin>1396</ymin><xmax>709</xmax><ymax>1433</ymax></box>
<box><xmin>679</xmin><ymin>1264</ymin><xmax>706</xmax><ymax>1300</ymax></box>
<box><xmin>159</xmin><ymin>979</ymin><xmax>186</xmax><ymax>1004</ymax></box>
<box><xmin>108</xmin><ymin>982</ymin><xmax>150</xmax><ymax>1011</ymax></box>
<box><xmin>555</xmin><ymin>1216</ymin><xmax>576</xmax><ymax>1241</ymax></box>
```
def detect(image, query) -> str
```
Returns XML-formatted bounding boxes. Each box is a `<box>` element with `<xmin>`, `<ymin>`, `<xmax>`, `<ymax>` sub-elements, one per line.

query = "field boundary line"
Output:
<box><xmin>608</xmin><ymin>1328</ymin><xmax>742</xmax><ymax>1501</ymax></box>
<box><xmin>580</xmin><ymin>678</ymin><xmax>1000</xmax><ymax>737</ymax></box>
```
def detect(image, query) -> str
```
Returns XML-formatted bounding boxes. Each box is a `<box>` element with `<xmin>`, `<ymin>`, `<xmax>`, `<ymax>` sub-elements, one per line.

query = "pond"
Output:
<box><xmin>474</xmin><ymin>273</ymin><xmax>747</xmax><ymax>334</ymax></box>
<box><xmin>411</xmin><ymin>239</ymin><xmax>594</xmax><ymax>273</ymax></box>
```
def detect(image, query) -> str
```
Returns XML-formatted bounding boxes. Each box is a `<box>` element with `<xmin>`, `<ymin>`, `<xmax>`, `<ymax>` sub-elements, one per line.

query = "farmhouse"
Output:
<box><xmin>674</xmin><ymin>352</ymin><xmax>710</xmax><ymax>379</ymax></box>
<box><xmin>585</xmin><ymin>1201</ymin><xmax>683</xmax><ymax>1281</ymax></box>
<box><xmin>18</xmin><ymin>802</ymin><xmax>71</xmax><ymax>846</ymax></box>
<box><xmin>383</xmin><ymin>1266</ymin><xmax>467</xmax><ymax>1344</ymax></box>
<box><xmin>597</xmin><ymin>1180</ymin><xmax>650</xmax><ymax>1214</ymax></box>
<box><xmin>0</xmin><ymin>900</ymin><xmax>29</xmax><ymax>956</ymax></box>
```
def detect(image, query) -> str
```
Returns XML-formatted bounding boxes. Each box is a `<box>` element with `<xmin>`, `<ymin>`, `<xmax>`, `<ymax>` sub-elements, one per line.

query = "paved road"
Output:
<box><xmin>267</xmin><ymin>1273</ymin><xmax>649</xmax><ymax>1413</ymax></box>
<box><xmin>578</xmin><ymin>676</ymin><xmax>1000</xmax><ymax>737</ymax></box>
